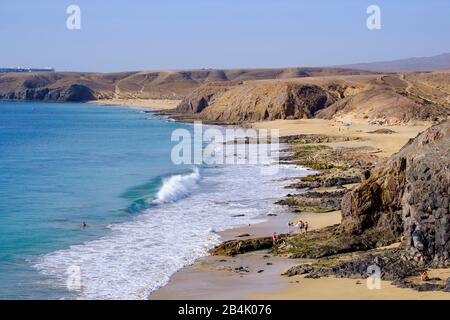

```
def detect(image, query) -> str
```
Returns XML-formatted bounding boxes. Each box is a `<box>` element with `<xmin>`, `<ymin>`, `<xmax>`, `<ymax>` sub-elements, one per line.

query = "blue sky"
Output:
<box><xmin>0</xmin><ymin>0</ymin><xmax>449</xmax><ymax>72</ymax></box>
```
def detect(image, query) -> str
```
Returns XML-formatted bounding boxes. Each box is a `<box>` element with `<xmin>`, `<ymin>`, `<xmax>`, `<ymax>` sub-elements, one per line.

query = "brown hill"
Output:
<box><xmin>315</xmin><ymin>74</ymin><xmax>449</xmax><ymax>124</ymax></box>
<box><xmin>2</xmin><ymin>68</ymin><xmax>448</xmax><ymax>124</ymax></box>
<box><xmin>0</xmin><ymin>67</ymin><xmax>371</xmax><ymax>102</ymax></box>
<box><xmin>177</xmin><ymin>72</ymin><xmax>450</xmax><ymax>124</ymax></box>
<box><xmin>176</xmin><ymin>78</ymin><xmax>350</xmax><ymax>123</ymax></box>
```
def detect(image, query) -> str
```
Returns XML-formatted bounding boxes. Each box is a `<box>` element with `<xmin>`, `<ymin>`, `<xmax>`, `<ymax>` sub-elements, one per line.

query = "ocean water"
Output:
<box><xmin>0</xmin><ymin>101</ymin><xmax>309</xmax><ymax>300</ymax></box>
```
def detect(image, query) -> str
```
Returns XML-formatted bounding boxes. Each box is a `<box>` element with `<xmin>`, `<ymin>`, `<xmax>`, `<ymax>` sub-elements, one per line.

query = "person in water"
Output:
<box><xmin>81</xmin><ymin>221</ymin><xmax>87</xmax><ymax>229</ymax></box>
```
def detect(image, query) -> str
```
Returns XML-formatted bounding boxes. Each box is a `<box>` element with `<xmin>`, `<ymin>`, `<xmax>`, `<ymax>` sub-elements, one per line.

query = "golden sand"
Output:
<box><xmin>252</xmin><ymin>118</ymin><xmax>430</xmax><ymax>158</ymax></box>
<box><xmin>128</xmin><ymin>109</ymin><xmax>446</xmax><ymax>299</ymax></box>
<box><xmin>90</xmin><ymin>98</ymin><xmax>180</xmax><ymax>110</ymax></box>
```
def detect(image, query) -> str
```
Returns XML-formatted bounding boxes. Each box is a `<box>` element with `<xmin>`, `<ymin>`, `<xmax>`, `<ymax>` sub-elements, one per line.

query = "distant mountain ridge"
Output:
<box><xmin>337</xmin><ymin>53</ymin><xmax>450</xmax><ymax>72</ymax></box>
<box><xmin>0</xmin><ymin>67</ymin><xmax>374</xmax><ymax>102</ymax></box>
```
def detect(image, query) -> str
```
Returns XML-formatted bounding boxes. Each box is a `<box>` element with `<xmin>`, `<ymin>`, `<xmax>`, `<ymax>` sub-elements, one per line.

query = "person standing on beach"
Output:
<box><xmin>304</xmin><ymin>221</ymin><xmax>309</xmax><ymax>233</ymax></box>
<box><xmin>296</xmin><ymin>220</ymin><xmax>304</xmax><ymax>234</ymax></box>
<box><xmin>272</xmin><ymin>232</ymin><xmax>279</xmax><ymax>246</ymax></box>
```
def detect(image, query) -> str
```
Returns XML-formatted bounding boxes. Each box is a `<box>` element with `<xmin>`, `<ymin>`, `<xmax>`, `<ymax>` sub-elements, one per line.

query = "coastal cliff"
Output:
<box><xmin>176</xmin><ymin>81</ymin><xmax>341</xmax><ymax>122</ymax></box>
<box><xmin>341</xmin><ymin>120</ymin><xmax>450</xmax><ymax>265</ymax></box>
<box><xmin>2</xmin><ymin>68</ymin><xmax>448</xmax><ymax>125</ymax></box>
<box><xmin>175</xmin><ymin>73</ymin><xmax>450</xmax><ymax>124</ymax></box>
<box><xmin>210</xmin><ymin>120</ymin><xmax>449</xmax><ymax>292</ymax></box>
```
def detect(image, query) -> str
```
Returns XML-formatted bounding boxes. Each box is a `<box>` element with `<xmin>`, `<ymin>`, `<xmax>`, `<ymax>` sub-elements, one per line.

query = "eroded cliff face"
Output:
<box><xmin>0</xmin><ymin>84</ymin><xmax>96</xmax><ymax>102</ymax></box>
<box><xmin>176</xmin><ymin>81</ymin><xmax>345</xmax><ymax>123</ymax></box>
<box><xmin>341</xmin><ymin>120</ymin><xmax>450</xmax><ymax>265</ymax></box>
<box><xmin>175</xmin><ymin>73</ymin><xmax>450</xmax><ymax>124</ymax></box>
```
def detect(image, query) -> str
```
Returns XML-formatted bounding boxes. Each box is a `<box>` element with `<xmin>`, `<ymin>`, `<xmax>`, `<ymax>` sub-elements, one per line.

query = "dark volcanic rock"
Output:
<box><xmin>210</xmin><ymin>236</ymin><xmax>274</xmax><ymax>256</ymax></box>
<box><xmin>63</xmin><ymin>84</ymin><xmax>96</xmax><ymax>102</ymax></box>
<box><xmin>0</xmin><ymin>84</ymin><xmax>96</xmax><ymax>102</ymax></box>
<box><xmin>176</xmin><ymin>84</ymin><xmax>230</xmax><ymax>113</ymax></box>
<box><xmin>284</xmin><ymin>249</ymin><xmax>425</xmax><ymax>281</ymax></box>
<box><xmin>282</xmin><ymin>265</ymin><xmax>314</xmax><ymax>277</ymax></box>
<box><xmin>289</xmin><ymin>176</ymin><xmax>361</xmax><ymax>189</ymax></box>
<box><xmin>341</xmin><ymin>120</ymin><xmax>450</xmax><ymax>265</ymax></box>
<box><xmin>415</xmin><ymin>283</ymin><xmax>444</xmax><ymax>292</ymax></box>
<box><xmin>445</xmin><ymin>278</ymin><xmax>450</xmax><ymax>292</ymax></box>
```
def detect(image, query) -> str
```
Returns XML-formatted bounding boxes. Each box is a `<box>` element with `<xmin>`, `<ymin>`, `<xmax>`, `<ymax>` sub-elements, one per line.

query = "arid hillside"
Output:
<box><xmin>176</xmin><ymin>72</ymin><xmax>450</xmax><ymax>124</ymax></box>
<box><xmin>2</xmin><ymin>67</ymin><xmax>449</xmax><ymax>125</ymax></box>
<box><xmin>0</xmin><ymin>67</ymin><xmax>371</xmax><ymax>102</ymax></box>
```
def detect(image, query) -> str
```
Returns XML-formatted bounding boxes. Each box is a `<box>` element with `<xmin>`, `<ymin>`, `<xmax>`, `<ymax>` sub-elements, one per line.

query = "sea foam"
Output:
<box><xmin>35</xmin><ymin>149</ymin><xmax>310</xmax><ymax>300</ymax></box>
<box><xmin>153</xmin><ymin>168</ymin><xmax>200</xmax><ymax>204</ymax></box>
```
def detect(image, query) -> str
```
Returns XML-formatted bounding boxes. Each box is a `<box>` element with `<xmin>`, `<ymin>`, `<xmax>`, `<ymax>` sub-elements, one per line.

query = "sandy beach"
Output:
<box><xmin>150</xmin><ymin>118</ymin><xmax>450</xmax><ymax>300</ymax></box>
<box><xmin>151</xmin><ymin>206</ymin><xmax>450</xmax><ymax>300</ymax></box>
<box><xmin>150</xmin><ymin>212</ymin><xmax>335</xmax><ymax>300</ymax></box>
<box><xmin>83</xmin><ymin>99</ymin><xmax>449</xmax><ymax>300</ymax></box>
<box><xmin>251</xmin><ymin>271</ymin><xmax>450</xmax><ymax>300</ymax></box>
<box><xmin>90</xmin><ymin>98</ymin><xmax>180</xmax><ymax>110</ymax></box>
<box><xmin>253</xmin><ymin>118</ymin><xmax>430</xmax><ymax>158</ymax></box>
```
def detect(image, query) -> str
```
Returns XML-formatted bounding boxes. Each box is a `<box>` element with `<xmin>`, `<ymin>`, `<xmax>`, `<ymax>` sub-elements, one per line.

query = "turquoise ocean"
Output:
<box><xmin>0</xmin><ymin>101</ymin><xmax>307</xmax><ymax>299</ymax></box>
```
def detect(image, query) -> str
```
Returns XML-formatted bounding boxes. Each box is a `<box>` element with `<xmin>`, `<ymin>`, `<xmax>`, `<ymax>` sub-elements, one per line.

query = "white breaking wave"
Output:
<box><xmin>153</xmin><ymin>168</ymin><xmax>200</xmax><ymax>204</ymax></box>
<box><xmin>34</xmin><ymin>146</ymin><xmax>311</xmax><ymax>300</ymax></box>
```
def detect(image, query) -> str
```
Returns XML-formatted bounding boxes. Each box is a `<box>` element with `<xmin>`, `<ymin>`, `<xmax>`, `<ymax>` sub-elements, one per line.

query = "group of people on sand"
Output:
<box><xmin>287</xmin><ymin>220</ymin><xmax>308</xmax><ymax>234</ymax></box>
<box><xmin>335</xmin><ymin>119</ymin><xmax>352</xmax><ymax>132</ymax></box>
<box><xmin>271</xmin><ymin>220</ymin><xmax>310</xmax><ymax>249</ymax></box>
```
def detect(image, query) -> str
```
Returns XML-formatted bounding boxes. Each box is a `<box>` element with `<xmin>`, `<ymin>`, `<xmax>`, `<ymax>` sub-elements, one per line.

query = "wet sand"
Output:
<box><xmin>150</xmin><ymin>211</ymin><xmax>340</xmax><ymax>300</ymax></box>
<box><xmin>151</xmin><ymin>209</ymin><xmax>450</xmax><ymax>300</ymax></box>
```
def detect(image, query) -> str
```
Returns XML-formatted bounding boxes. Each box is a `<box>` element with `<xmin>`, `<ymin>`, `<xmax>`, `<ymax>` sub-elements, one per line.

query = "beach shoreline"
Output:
<box><xmin>87</xmin><ymin>98</ymin><xmax>449</xmax><ymax>300</ymax></box>
<box><xmin>147</xmin><ymin>113</ymin><xmax>450</xmax><ymax>300</ymax></box>
<box><xmin>1</xmin><ymin>99</ymin><xmax>448</xmax><ymax>299</ymax></box>
<box><xmin>89</xmin><ymin>98</ymin><xmax>180</xmax><ymax>110</ymax></box>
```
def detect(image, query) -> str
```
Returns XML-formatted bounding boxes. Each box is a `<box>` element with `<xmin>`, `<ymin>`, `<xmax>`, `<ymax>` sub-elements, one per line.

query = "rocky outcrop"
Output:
<box><xmin>175</xmin><ymin>84</ymin><xmax>231</xmax><ymax>113</ymax></box>
<box><xmin>0</xmin><ymin>83</ymin><xmax>96</xmax><ymax>102</ymax></box>
<box><xmin>62</xmin><ymin>84</ymin><xmax>96</xmax><ymax>102</ymax></box>
<box><xmin>284</xmin><ymin>249</ymin><xmax>425</xmax><ymax>280</ymax></box>
<box><xmin>341</xmin><ymin>120</ymin><xmax>450</xmax><ymax>265</ymax></box>
<box><xmin>210</xmin><ymin>236</ymin><xmax>274</xmax><ymax>256</ymax></box>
